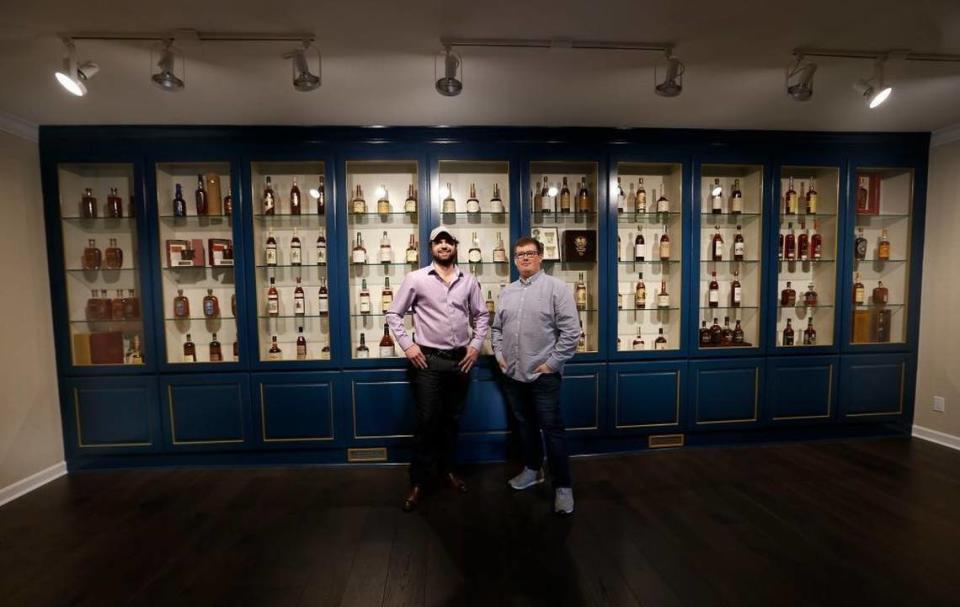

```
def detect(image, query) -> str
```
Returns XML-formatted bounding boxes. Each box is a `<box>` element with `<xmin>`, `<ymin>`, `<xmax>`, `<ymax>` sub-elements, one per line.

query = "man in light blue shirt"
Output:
<box><xmin>491</xmin><ymin>235</ymin><xmax>580</xmax><ymax>514</ymax></box>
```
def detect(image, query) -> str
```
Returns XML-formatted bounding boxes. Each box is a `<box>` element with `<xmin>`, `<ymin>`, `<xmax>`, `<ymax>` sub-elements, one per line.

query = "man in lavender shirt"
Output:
<box><xmin>386</xmin><ymin>226</ymin><xmax>490</xmax><ymax>512</ymax></box>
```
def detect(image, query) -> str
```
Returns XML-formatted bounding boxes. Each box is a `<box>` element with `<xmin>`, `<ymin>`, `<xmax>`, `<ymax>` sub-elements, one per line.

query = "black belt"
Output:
<box><xmin>420</xmin><ymin>345</ymin><xmax>466</xmax><ymax>360</ymax></box>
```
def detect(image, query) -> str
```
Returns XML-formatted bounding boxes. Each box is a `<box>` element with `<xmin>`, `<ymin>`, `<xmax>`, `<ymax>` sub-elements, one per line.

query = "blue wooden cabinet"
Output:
<box><xmin>839</xmin><ymin>353</ymin><xmax>913</xmax><ymax>421</ymax></box>
<box><xmin>688</xmin><ymin>358</ymin><xmax>764</xmax><ymax>429</ymax></box>
<box><xmin>765</xmin><ymin>355</ymin><xmax>838</xmax><ymax>424</ymax></box>
<box><xmin>40</xmin><ymin>127</ymin><xmax>927</xmax><ymax>469</ymax></box>
<box><xmin>608</xmin><ymin>361</ymin><xmax>685</xmax><ymax>434</ymax></box>
<box><xmin>160</xmin><ymin>373</ymin><xmax>252</xmax><ymax>450</ymax></box>
<box><xmin>60</xmin><ymin>376</ymin><xmax>161</xmax><ymax>455</ymax></box>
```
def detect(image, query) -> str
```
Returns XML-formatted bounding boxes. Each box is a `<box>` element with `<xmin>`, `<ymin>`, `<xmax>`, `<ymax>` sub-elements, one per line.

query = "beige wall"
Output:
<box><xmin>915</xmin><ymin>139</ymin><xmax>960</xmax><ymax>437</ymax></box>
<box><xmin>0</xmin><ymin>130</ymin><xmax>64</xmax><ymax>489</ymax></box>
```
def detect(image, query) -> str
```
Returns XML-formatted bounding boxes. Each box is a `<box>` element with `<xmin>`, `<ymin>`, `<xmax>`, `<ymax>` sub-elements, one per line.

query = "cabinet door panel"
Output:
<box><xmin>610</xmin><ymin>362</ymin><xmax>684</xmax><ymax>433</ymax></box>
<box><xmin>766</xmin><ymin>356</ymin><xmax>837</xmax><ymax>423</ymax></box>
<box><xmin>62</xmin><ymin>376</ymin><xmax>160</xmax><ymax>453</ymax></box>
<box><xmin>689</xmin><ymin>359</ymin><xmax>763</xmax><ymax>428</ymax></box>
<box><xmin>840</xmin><ymin>354</ymin><xmax>910</xmax><ymax>419</ymax></box>
<box><xmin>161</xmin><ymin>374</ymin><xmax>251</xmax><ymax>448</ymax></box>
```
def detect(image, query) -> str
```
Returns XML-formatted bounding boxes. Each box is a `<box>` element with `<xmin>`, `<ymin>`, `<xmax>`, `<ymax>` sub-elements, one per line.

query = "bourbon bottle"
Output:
<box><xmin>404</xmin><ymin>183</ymin><xmax>417</xmax><ymax>214</ymax></box>
<box><xmin>699</xmin><ymin>320</ymin><xmax>712</xmax><ymax>347</ymax></box>
<box><xmin>856</xmin><ymin>176</ymin><xmax>870</xmax><ymax>213</ymax></box>
<box><xmin>803</xmin><ymin>283</ymin><xmax>818</xmax><ymax>307</ymax></box>
<box><xmin>297</xmin><ymin>327</ymin><xmax>308</xmax><ymax>360</ymax></box>
<box><xmin>733</xmin><ymin>320</ymin><xmax>745</xmax><ymax>345</ymax></box>
<box><xmin>267</xmin><ymin>277</ymin><xmax>280</xmax><ymax>316</ymax></box>
<box><xmin>731</xmin><ymin>179</ymin><xmax>743</xmax><ymax>214</ymax></box>
<box><xmin>575</xmin><ymin>273</ymin><xmax>587</xmax><ymax>310</ymax></box>
<box><xmin>490</xmin><ymin>183</ymin><xmax>504</xmax><ymax>213</ymax></box>
<box><xmin>173</xmin><ymin>184</ymin><xmax>187</xmax><ymax>217</ymax></box>
<box><xmin>293</xmin><ymin>277</ymin><xmax>306</xmax><ymax>315</ymax></box>
<box><xmin>315</xmin><ymin>230</ymin><xmax>327</xmax><ymax>265</ymax></box>
<box><xmin>223</xmin><ymin>188</ymin><xmax>233</xmax><ymax>216</ymax></box>
<box><xmin>263</xmin><ymin>176</ymin><xmax>276</xmax><ymax>215</ymax></box>
<box><xmin>731</xmin><ymin>270</ymin><xmax>742</xmax><ymax>307</ymax></box>
<box><xmin>318</xmin><ymin>276</ymin><xmax>329</xmax><ymax>315</ymax></box>
<box><xmin>378</xmin><ymin>324</ymin><xmax>395</xmax><ymax>358</ymax></box>
<box><xmin>82</xmin><ymin>239</ymin><xmax>102</xmax><ymax>270</ymax></box>
<box><xmin>710</xmin><ymin>317</ymin><xmax>723</xmax><ymax>345</ymax></box>
<box><xmin>80</xmin><ymin>187</ymin><xmax>98</xmax><ymax>218</ymax></box>
<box><xmin>711</xmin><ymin>226</ymin><xmax>724</xmax><ymax>261</ymax></box>
<box><xmin>636</xmin><ymin>178</ymin><xmax>647</xmax><ymax>214</ymax></box>
<box><xmin>634</xmin><ymin>273</ymin><xmax>647</xmax><ymax>309</ymax></box>
<box><xmin>316</xmin><ymin>176</ymin><xmax>326</xmax><ymax>215</ymax></box>
<box><xmin>352</xmin><ymin>232</ymin><xmax>367</xmax><ymax>264</ymax></box>
<box><xmin>708</xmin><ymin>271</ymin><xmax>720</xmax><ymax>308</ymax></box>
<box><xmin>873</xmin><ymin>280</ymin><xmax>889</xmax><ymax>305</ymax></box>
<box><xmin>782</xmin><ymin>319</ymin><xmax>795</xmax><ymax>346</ymax></box>
<box><xmin>442</xmin><ymin>182</ymin><xmax>457</xmax><ymax>214</ymax></box>
<box><xmin>110</xmin><ymin>290</ymin><xmax>124</xmax><ymax>320</ymax></box>
<box><xmin>632</xmin><ymin>326</ymin><xmax>645</xmax><ymax>351</ymax></box>
<box><xmin>359</xmin><ymin>279</ymin><xmax>372</xmax><ymax>315</ymax></box>
<box><xmin>195</xmin><ymin>174</ymin><xmax>208</xmax><ymax>216</ymax></box>
<box><xmin>659</xmin><ymin>225</ymin><xmax>670</xmax><ymax>260</ymax></box>
<box><xmin>107</xmin><ymin>187</ymin><xmax>123</xmax><ymax>218</ymax></box>
<box><xmin>381</xmin><ymin>276</ymin><xmax>394</xmax><ymax>313</ymax></box>
<box><xmin>806</xmin><ymin>179</ymin><xmax>818</xmax><ymax>214</ymax></box>
<box><xmin>356</xmin><ymin>333</ymin><xmax>370</xmax><ymax>358</ymax></box>
<box><xmin>811</xmin><ymin>220</ymin><xmax>823</xmax><ymax>260</ymax></box>
<box><xmin>352</xmin><ymin>184</ymin><xmax>367</xmax><ymax>214</ymax></box>
<box><xmin>183</xmin><ymin>334</ymin><xmax>197</xmax><ymax>362</ymax></box>
<box><xmin>721</xmin><ymin>316</ymin><xmax>733</xmax><ymax>345</ymax></box>
<box><xmin>654</xmin><ymin>328</ymin><xmax>667</xmax><ymax>350</ymax></box>
<box><xmin>803</xmin><ymin>318</ymin><xmax>817</xmax><ymax>345</ymax></box>
<box><xmin>577</xmin><ymin>178</ymin><xmax>592</xmax><ymax>213</ymax></box>
<box><xmin>785</xmin><ymin>177</ymin><xmax>798</xmax><ymax>214</ymax></box>
<box><xmin>855</xmin><ymin>227</ymin><xmax>868</xmax><ymax>261</ymax></box>
<box><xmin>878</xmin><ymin>229</ymin><xmax>891</xmax><ymax>260</ymax></box>
<box><xmin>209</xmin><ymin>332</ymin><xmax>222</xmax><ymax>362</ymax></box>
<box><xmin>104</xmin><ymin>238</ymin><xmax>123</xmax><ymax>269</ymax></box>
<box><xmin>784</xmin><ymin>223</ymin><xmax>796</xmax><ymax>260</ymax></box>
<box><xmin>290</xmin><ymin>228</ymin><xmax>302</xmax><ymax>266</ymax></box>
<box><xmin>657</xmin><ymin>281</ymin><xmax>670</xmax><ymax>308</ymax></box>
<box><xmin>265</xmin><ymin>231</ymin><xmax>278</xmax><ymax>266</ymax></box>
<box><xmin>711</xmin><ymin>178</ymin><xmax>723</xmax><ymax>214</ymax></box>
<box><xmin>173</xmin><ymin>289</ymin><xmax>190</xmax><ymax>318</ymax></box>
<box><xmin>290</xmin><ymin>178</ymin><xmax>302</xmax><ymax>215</ymax></box>
<box><xmin>268</xmin><ymin>336</ymin><xmax>282</xmax><ymax>360</ymax></box>
<box><xmin>734</xmin><ymin>225</ymin><xmax>745</xmax><ymax>261</ymax></box>
<box><xmin>559</xmin><ymin>177</ymin><xmax>571</xmax><ymax>214</ymax></box>
<box><xmin>405</xmin><ymin>234</ymin><xmax>418</xmax><ymax>264</ymax></box>
<box><xmin>853</xmin><ymin>272</ymin><xmax>865</xmax><ymax>305</ymax></box>
<box><xmin>634</xmin><ymin>228</ymin><xmax>645</xmax><ymax>262</ymax></box>
<box><xmin>466</xmin><ymin>183</ymin><xmax>481</xmax><ymax>214</ymax></box>
<box><xmin>781</xmin><ymin>281</ymin><xmax>797</xmax><ymax>307</ymax></box>
<box><xmin>377</xmin><ymin>185</ymin><xmax>391</xmax><ymax>215</ymax></box>
<box><xmin>202</xmin><ymin>288</ymin><xmax>219</xmax><ymax>318</ymax></box>
<box><xmin>797</xmin><ymin>225</ymin><xmax>809</xmax><ymax>261</ymax></box>
<box><xmin>124</xmin><ymin>289</ymin><xmax>140</xmax><ymax>319</ymax></box>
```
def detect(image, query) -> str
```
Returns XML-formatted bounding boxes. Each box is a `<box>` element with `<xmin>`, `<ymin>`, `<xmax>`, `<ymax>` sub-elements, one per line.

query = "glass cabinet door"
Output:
<box><xmin>155</xmin><ymin>163</ymin><xmax>237</xmax><ymax>364</ymax></box>
<box><xmin>345</xmin><ymin>160</ymin><xmax>421</xmax><ymax>360</ymax></box>
<box><xmin>850</xmin><ymin>168</ymin><xmax>913</xmax><ymax>344</ymax></box>
<box><xmin>251</xmin><ymin>162</ymin><xmax>330</xmax><ymax>361</ymax></box>
<box><xmin>776</xmin><ymin>167</ymin><xmax>840</xmax><ymax>347</ymax></box>
<box><xmin>614</xmin><ymin>163</ymin><xmax>683</xmax><ymax>352</ymax></box>
<box><xmin>529</xmin><ymin>161</ymin><xmax>599</xmax><ymax>353</ymax></box>
<box><xmin>59</xmin><ymin>163</ymin><xmax>145</xmax><ymax>366</ymax></box>
<box><xmin>437</xmin><ymin>161</ymin><xmax>511</xmax><ymax>355</ymax></box>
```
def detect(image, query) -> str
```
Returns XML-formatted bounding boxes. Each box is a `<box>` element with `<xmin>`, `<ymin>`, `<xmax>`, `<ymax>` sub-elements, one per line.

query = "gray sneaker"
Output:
<box><xmin>508</xmin><ymin>467</ymin><xmax>544</xmax><ymax>490</ymax></box>
<box><xmin>554</xmin><ymin>487</ymin><xmax>574</xmax><ymax>515</ymax></box>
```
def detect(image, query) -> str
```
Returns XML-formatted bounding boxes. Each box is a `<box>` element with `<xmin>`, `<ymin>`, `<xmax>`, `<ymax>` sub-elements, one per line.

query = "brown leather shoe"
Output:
<box><xmin>402</xmin><ymin>485</ymin><xmax>423</xmax><ymax>512</ymax></box>
<box><xmin>445</xmin><ymin>472</ymin><xmax>468</xmax><ymax>494</ymax></box>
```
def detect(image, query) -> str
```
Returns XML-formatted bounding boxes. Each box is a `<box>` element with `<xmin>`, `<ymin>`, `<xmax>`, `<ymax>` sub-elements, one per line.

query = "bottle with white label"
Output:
<box><xmin>659</xmin><ymin>225</ymin><xmax>671</xmax><ymax>260</ymax></box>
<box><xmin>466</xmin><ymin>183</ymin><xmax>481</xmax><ymax>214</ymax></box>
<box><xmin>359</xmin><ymin>279</ymin><xmax>371</xmax><ymax>315</ymax></box>
<box><xmin>268</xmin><ymin>335</ymin><xmax>282</xmax><ymax>360</ymax></box>
<box><xmin>296</xmin><ymin>327</ymin><xmax>307</xmax><ymax>360</ymax></box>
<box><xmin>404</xmin><ymin>184</ymin><xmax>417</xmax><ymax>214</ymax></box>
<box><xmin>490</xmin><ymin>183</ymin><xmax>505</xmax><ymax>213</ymax></box>
<box><xmin>575</xmin><ymin>273</ymin><xmax>588</xmax><ymax>310</ymax></box>
<box><xmin>293</xmin><ymin>277</ymin><xmax>305</xmax><ymax>315</ymax></box>
<box><xmin>468</xmin><ymin>233</ymin><xmax>482</xmax><ymax>264</ymax></box>
<box><xmin>632</xmin><ymin>326</ymin><xmax>645</xmax><ymax>351</ymax></box>
<box><xmin>265</xmin><ymin>231</ymin><xmax>278</xmax><ymax>266</ymax></box>
<box><xmin>656</xmin><ymin>188</ymin><xmax>669</xmax><ymax>214</ymax></box>
<box><xmin>731</xmin><ymin>179</ymin><xmax>743</xmax><ymax>214</ymax></box>
<box><xmin>577</xmin><ymin>320</ymin><xmax>587</xmax><ymax>353</ymax></box>
<box><xmin>635</xmin><ymin>272</ymin><xmax>646</xmax><ymax>309</ymax></box>
<box><xmin>290</xmin><ymin>228</ymin><xmax>302</xmax><ymax>266</ymax></box>
<box><xmin>616</xmin><ymin>177</ymin><xmax>625</xmax><ymax>214</ymax></box>
<box><xmin>381</xmin><ymin>276</ymin><xmax>393</xmax><ymax>313</ymax></box>
<box><xmin>356</xmin><ymin>333</ymin><xmax>370</xmax><ymax>358</ymax></box>
<box><xmin>634</xmin><ymin>228</ymin><xmax>645</xmax><ymax>262</ymax></box>
<box><xmin>377</xmin><ymin>185</ymin><xmax>391</xmax><ymax>215</ymax></box>
<box><xmin>731</xmin><ymin>270</ymin><xmax>742</xmax><ymax>307</ymax></box>
<box><xmin>351</xmin><ymin>184</ymin><xmax>367</xmax><ymax>214</ymax></box>
<box><xmin>711</xmin><ymin>178</ymin><xmax>724</xmax><ymax>213</ymax></box>
<box><xmin>267</xmin><ymin>277</ymin><xmax>280</xmax><ymax>316</ymax></box>
<box><xmin>654</xmin><ymin>328</ymin><xmax>667</xmax><ymax>350</ymax></box>
<box><xmin>636</xmin><ymin>178</ymin><xmax>647</xmax><ymax>214</ymax></box>
<box><xmin>492</xmin><ymin>232</ymin><xmax>507</xmax><ymax>263</ymax></box>
<box><xmin>709</xmin><ymin>271</ymin><xmax>720</xmax><ymax>307</ymax></box>
<box><xmin>658</xmin><ymin>281</ymin><xmax>670</xmax><ymax>308</ymax></box>
<box><xmin>318</xmin><ymin>276</ymin><xmax>329</xmax><ymax>315</ymax></box>
<box><xmin>442</xmin><ymin>182</ymin><xmax>457</xmax><ymax>213</ymax></box>
<box><xmin>734</xmin><ymin>225</ymin><xmax>745</xmax><ymax>261</ymax></box>
<box><xmin>378</xmin><ymin>324</ymin><xmax>395</xmax><ymax>358</ymax></box>
<box><xmin>405</xmin><ymin>234</ymin><xmax>418</xmax><ymax>264</ymax></box>
<box><xmin>352</xmin><ymin>232</ymin><xmax>367</xmax><ymax>264</ymax></box>
<box><xmin>315</xmin><ymin>230</ymin><xmax>327</xmax><ymax>265</ymax></box>
<box><xmin>378</xmin><ymin>231</ymin><xmax>392</xmax><ymax>264</ymax></box>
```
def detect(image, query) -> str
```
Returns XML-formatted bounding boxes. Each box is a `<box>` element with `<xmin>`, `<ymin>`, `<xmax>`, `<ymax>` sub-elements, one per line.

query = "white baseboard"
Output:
<box><xmin>0</xmin><ymin>462</ymin><xmax>67</xmax><ymax>508</ymax></box>
<box><xmin>912</xmin><ymin>425</ymin><xmax>960</xmax><ymax>452</ymax></box>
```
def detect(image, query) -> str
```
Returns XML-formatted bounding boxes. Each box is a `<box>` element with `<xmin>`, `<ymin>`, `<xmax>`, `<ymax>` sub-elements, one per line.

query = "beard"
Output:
<box><xmin>431</xmin><ymin>246</ymin><xmax>457</xmax><ymax>267</ymax></box>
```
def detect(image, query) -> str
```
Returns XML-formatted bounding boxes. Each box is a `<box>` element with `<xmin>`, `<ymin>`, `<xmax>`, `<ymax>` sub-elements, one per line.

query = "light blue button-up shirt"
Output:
<box><xmin>491</xmin><ymin>270</ymin><xmax>580</xmax><ymax>383</ymax></box>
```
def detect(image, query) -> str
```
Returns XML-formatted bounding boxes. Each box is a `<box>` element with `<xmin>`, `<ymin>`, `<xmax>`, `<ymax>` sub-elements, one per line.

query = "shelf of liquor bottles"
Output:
<box><xmin>58</xmin><ymin>162</ymin><xmax>147</xmax><ymax>366</ymax></box>
<box><xmin>613</xmin><ymin>162</ymin><xmax>683</xmax><ymax>352</ymax></box>
<box><xmin>343</xmin><ymin>160</ymin><xmax>422</xmax><ymax>360</ymax></box>
<box><xmin>251</xmin><ymin>161</ymin><xmax>331</xmax><ymax>362</ymax></box>
<box><xmin>695</xmin><ymin>164</ymin><xmax>765</xmax><ymax>351</ymax></box>
<box><xmin>530</xmin><ymin>161</ymin><xmax>602</xmax><ymax>353</ymax></box>
<box><xmin>155</xmin><ymin>162</ymin><xmax>239</xmax><ymax>364</ymax></box>
<box><xmin>774</xmin><ymin>166</ymin><xmax>840</xmax><ymax>348</ymax></box>
<box><xmin>850</xmin><ymin>168</ymin><xmax>914</xmax><ymax>345</ymax></box>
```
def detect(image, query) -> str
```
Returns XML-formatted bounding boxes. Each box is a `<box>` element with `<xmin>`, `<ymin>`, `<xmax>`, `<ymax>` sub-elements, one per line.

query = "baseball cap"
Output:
<box><xmin>429</xmin><ymin>225</ymin><xmax>458</xmax><ymax>243</ymax></box>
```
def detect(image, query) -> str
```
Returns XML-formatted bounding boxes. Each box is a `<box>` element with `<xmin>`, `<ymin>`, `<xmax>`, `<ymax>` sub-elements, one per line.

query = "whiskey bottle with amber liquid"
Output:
<box><xmin>110</xmin><ymin>289</ymin><xmax>125</xmax><ymax>320</ymax></box>
<box><xmin>293</xmin><ymin>278</ymin><xmax>306</xmax><ymax>315</ymax></box>
<box><xmin>634</xmin><ymin>229</ymin><xmax>645</xmax><ymax>262</ymax></box>
<box><xmin>811</xmin><ymin>220</ymin><xmax>823</xmax><ymax>260</ymax></box>
<box><xmin>315</xmin><ymin>230</ymin><xmax>327</xmax><ymax>265</ymax></box>
<box><xmin>203</xmin><ymin>289</ymin><xmax>220</xmax><ymax>318</ymax></box>
<box><xmin>352</xmin><ymin>233</ymin><xmax>367</xmax><ymax>264</ymax></box>
<box><xmin>853</xmin><ymin>272</ymin><xmax>866</xmax><ymax>305</ymax></box>
<box><xmin>806</xmin><ymin>179</ymin><xmax>818</xmax><ymax>214</ymax></box>
<box><xmin>379</xmin><ymin>231</ymin><xmax>393</xmax><ymax>264</ymax></box>
<box><xmin>659</xmin><ymin>225</ymin><xmax>670</xmax><ymax>260</ymax></box>
<box><xmin>318</xmin><ymin>276</ymin><xmax>329</xmax><ymax>315</ymax></box>
<box><xmin>784</xmin><ymin>223</ymin><xmax>796</xmax><ymax>260</ymax></box>
<box><xmin>183</xmin><ymin>334</ymin><xmax>197</xmax><ymax>362</ymax></box>
<box><xmin>466</xmin><ymin>183</ymin><xmax>481</xmax><ymax>214</ymax></box>
<box><xmin>268</xmin><ymin>336</ymin><xmax>282</xmax><ymax>360</ymax></box>
<box><xmin>314</xmin><ymin>176</ymin><xmax>326</xmax><ymax>215</ymax></box>
<box><xmin>377</xmin><ymin>185</ymin><xmax>391</xmax><ymax>215</ymax></box>
<box><xmin>731</xmin><ymin>271</ymin><xmax>742</xmax><ymax>307</ymax></box>
<box><xmin>442</xmin><ymin>182</ymin><xmax>457</xmax><ymax>214</ymax></box>
<box><xmin>574</xmin><ymin>273</ymin><xmax>587</xmax><ymax>310</ymax></box>
<box><xmin>733</xmin><ymin>320</ymin><xmax>745</xmax><ymax>345</ymax></box>
<box><xmin>379</xmin><ymin>324</ymin><xmax>395</xmax><ymax>358</ymax></box>
<box><xmin>731</xmin><ymin>179</ymin><xmax>743</xmax><ymax>214</ymax></box>
<box><xmin>710</xmin><ymin>317</ymin><xmax>723</xmax><ymax>345</ymax></box>
<box><xmin>803</xmin><ymin>283</ymin><xmax>818</xmax><ymax>307</ymax></box>
<box><xmin>878</xmin><ymin>229</ymin><xmax>891</xmax><ymax>260</ymax></box>
<box><xmin>381</xmin><ymin>276</ymin><xmax>394</xmax><ymax>313</ymax></box>
<box><xmin>784</xmin><ymin>177</ymin><xmax>798</xmax><ymax>214</ymax></box>
<box><xmin>267</xmin><ymin>277</ymin><xmax>280</xmax><ymax>316</ymax></box>
<box><xmin>781</xmin><ymin>281</ymin><xmax>797</xmax><ymax>307</ymax></box>
<box><xmin>173</xmin><ymin>289</ymin><xmax>190</xmax><ymax>318</ymax></box>
<box><xmin>797</xmin><ymin>225</ymin><xmax>809</xmax><ymax>261</ymax></box>
<box><xmin>195</xmin><ymin>175</ymin><xmax>208</xmax><ymax>216</ymax></box>
<box><xmin>711</xmin><ymin>179</ymin><xmax>723</xmax><ymax>214</ymax></box>
<box><xmin>803</xmin><ymin>319</ymin><xmax>817</xmax><ymax>345</ymax></box>
<box><xmin>290</xmin><ymin>228</ymin><xmax>302</xmax><ymax>266</ymax></box>
<box><xmin>405</xmin><ymin>234</ymin><xmax>418</xmax><ymax>264</ymax></box>
<box><xmin>559</xmin><ymin>177</ymin><xmax>572</xmax><ymax>214</ymax></box>
<box><xmin>658</xmin><ymin>281</ymin><xmax>670</xmax><ymax>308</ymax></box>
<box><xmin>632</xmin><ymin>326</ymin><xmax>645</xmax><ymax>351</ymax></box>
<box><xmin>356</xmin><ymin>333</ymin><xmax>370</xmax><ymax>358</ymax></box>
<box><xmin>172</xmin><ymin>184</ymin><xmax>187</xmax><ymax>217</ymax></box>
<box><xmin>124</xmin><ymin>289</ymin><xmax>140</xmax><ymax>319</ymax></box>
<box><xmin>873</xmin><ymin>280</ymin><xmax>889</xmax><ymax>305</ymax></box>
<box><xmin>782</xmin><ymin>319</ymin><xmax>795</xmax><ymax>346</ymax></box>
<box><xmin>351</xmin><ymin>185</ymin><xmax>367</xmax><ymax>214</ymax></box>
<box><xmin>855</xmin><ymin>227</ymin><xmax>868</xmax><ymax>261</ymax></box>
<box><xmin>635</xmin><ymin>273</ymin><xmax>646</xmax><ymax>309</ymax></box>
<box><xmin>636</xmin><ymin>178</ymin><xmax>647</xmax><ymax>214</ymax></box>
<box><xmin>734</xmin><ymin>225</ymin><xmax>745</xmax><ymax>261</ymax></box>
<box><xmin>265</xmin><ymin>231</ymin><xmax>278</xmax><ymax>266</ymax></box>
<box><xmin>82</xmin><ymin>239</ymin><xmax>102</xmax><ymax>270</ymax></box>
<box><xmin>359</xmin><ymin>279</ymin><xmax>372</xmax><ymax>315</ymax></box>
<box><xmin>699</xmin><ymin>321</ymin><xmax>712</xmax><ymax>347</ymax></box>
<box><xmin>490</xmin><ymin>183</ymin><xmax>504</xmax><ymax>214</ymax></box>
<box><xmin>296</xmin><ymin>327</ymin><xmax>308</xmax><ymax>360</ymax></box>
<box><xmin>107</xmin><ymin>187</ymin><xmax>123</xmax><ymax>218</ymax></box>
<box><xmin>708</xmin><ymin>271</ymin><xmax>720</xmax><ymax>308</ymax></box>
<box><xmin>404</xmin><ymin>184</ymin><xmax>417</xmax><ymax>214</ymax></box>
<box><xmin>80</xmin><ymin>188</ymin><xmax>98</xmax><ymax>218</ymax></box>
<box><xmin>104</xmin><ymin>238</ymin><xmax>123</xmax><ymax>269</ymax></box>
<box><xmin>711</xmin><ymin>226</ymin><xmax>724</xmax><ymax>261</ymax></box>
<box><xmin>209</xmin><ymin>333</ymin><xmax>222</xmax><ymax>362</ymax></box>
<box><xmin>290</xmin><ymin>178</ymin><xmax>302</xmax><ymax>215</ymax></box>
<box><xmin>654</xmin><ymin>328</ymin><xmax>667</xmax><ymax>350</ymax></box>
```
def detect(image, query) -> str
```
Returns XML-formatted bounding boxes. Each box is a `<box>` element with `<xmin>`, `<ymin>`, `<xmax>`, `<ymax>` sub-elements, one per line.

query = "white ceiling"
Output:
<box><xmin>2</xmin><ymin>0</ymin><xmax>960</xmax><ymax>132</ymax></box>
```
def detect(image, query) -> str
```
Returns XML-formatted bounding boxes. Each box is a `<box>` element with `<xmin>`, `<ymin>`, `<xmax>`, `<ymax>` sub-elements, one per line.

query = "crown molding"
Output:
<box><xmin>0</xmin><ymin>111</ymin><xmax>38</xmax><ymax>143</ymax></box>
<box><xmin>931</xmin><ymin>122</ymin><xmax>960</xmax><ymax>148</ymax></box>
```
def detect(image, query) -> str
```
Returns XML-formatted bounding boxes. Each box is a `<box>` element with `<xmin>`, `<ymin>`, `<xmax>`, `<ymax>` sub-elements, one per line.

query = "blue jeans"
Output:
<box><xmin>503</xmin><ymin>373</ymin><xmax>571</xmax><ymax>488</ymax></box>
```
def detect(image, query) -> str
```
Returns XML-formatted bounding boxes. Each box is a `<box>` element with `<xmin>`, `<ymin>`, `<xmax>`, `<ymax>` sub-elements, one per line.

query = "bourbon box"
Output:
<box><xmin>852</xmin><ymin>310</ymin><xmax>874</xmax><ymax>343</ymax></box>
<box><xmin>165</xmin><ymin>239</ymin><xmax>206</xmax><ymax>267</ymax></box>
<box><xmin>90</xmin><ymin>332</ymin><xmax>125</xmax><ymax>364</ymax></box>
<box><xmin>208</xmin><ymin>238</ymin><xmax>234</xmax><ymax>267</ymax></box>
<box><xmin>72</xmin><ymin>333</ymin><xmax>92</xmax><ymax>365</ymax></box>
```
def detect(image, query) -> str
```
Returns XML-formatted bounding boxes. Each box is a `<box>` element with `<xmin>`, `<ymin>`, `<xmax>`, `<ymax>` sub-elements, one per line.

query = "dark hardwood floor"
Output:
<box><xmin>2</xmin><ymin>437</ymin><xmax>959</xmax><ymax>606</ymax></box>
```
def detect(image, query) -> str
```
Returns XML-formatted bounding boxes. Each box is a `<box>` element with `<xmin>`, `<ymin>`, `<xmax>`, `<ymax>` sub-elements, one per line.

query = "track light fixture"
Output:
<box><xmin>853</xmin><ymin>58</ymin><xmax>892</xmax><ymax>109</ymax></box>
<box><xmin>435</xmin><ymin>46</ymin><xmax>463</xmax><ymax>97</ymax></box>
<box><xmin>655</xmin><ymin>53</ymin><xmax>684</xmax><ymax>98</ymax></box>
<box><xmin>55</xmin><ymin>39</ymin><xmax>99</xmax><ymax>96</ymax></box>
<box><xmin>786</xmin><ymin>54</ymin><xmax>817</xmax><ymax>101</ymax></box>
<box><xmin>152</xmin><ymin>40</ymin><xmax>184</xmax><ymax>92</ymax></box>
<box><xmin>284</xmin><ymin>41</ymin><xmax>321</xmax><ymax>92</ymax></box>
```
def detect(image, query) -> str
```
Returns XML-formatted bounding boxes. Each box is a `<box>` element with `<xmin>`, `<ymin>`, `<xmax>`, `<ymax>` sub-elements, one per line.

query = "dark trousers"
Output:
<box><xmin>409</xmin><ymin>351</ymin><xmax>470</xmax><ymax>487</ymax></box>
<box><xmin>502</xmin><ymin>373</ymin><xmax>572</xmax><ymax>488</ymax></box>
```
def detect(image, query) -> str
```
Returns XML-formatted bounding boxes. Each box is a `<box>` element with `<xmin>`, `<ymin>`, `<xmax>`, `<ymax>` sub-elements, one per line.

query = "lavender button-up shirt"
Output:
<box><xmin>385</xmin><ymin>263</ymin><xmax>489</xmax><ymax>353</ymax></box>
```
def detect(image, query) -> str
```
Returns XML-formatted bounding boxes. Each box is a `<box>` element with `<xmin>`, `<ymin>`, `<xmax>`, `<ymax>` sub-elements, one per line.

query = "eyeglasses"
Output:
<box><xmin>515</xmin><ymin>251</ymin><xmax>540</xmax><ymax>259</ymax></box>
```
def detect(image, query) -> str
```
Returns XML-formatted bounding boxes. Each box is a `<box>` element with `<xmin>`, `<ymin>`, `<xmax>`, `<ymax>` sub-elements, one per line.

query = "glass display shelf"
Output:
<box><xmin>617</xmin><ymin>212</ymin><xmax>682</xmax><ymax>223</ymax></box>
<box><xmin>617</xmin><ymin>260</ymin><xmax>682</xmax><ymax>266</ymax></box>
<box><xmin>156</xmin><ymin>161</ymin><xmax>238</xmax><ymax>364</ymax></box>
<box><xmin>165</xmin><ymin>316</ymin><xmax>236</xmax><ymax>322</ymax></box>
<box><xmin>853</xmin><ymin>303</ymin><xmax>906</xmax><ymax>310</ymax></box>
<box><xmin>775</xmin><ymin>166</ymin><xmax>840</xmax><ymax>347</ymax></box>
<box><xmin>59</xmin><ymin>162</ymin><xmax>146</xmax><ymax>368</ymax></box>
<box><xmin>697</xmin><ymin>164</ymin><xmax>764</xmax><ymax>351</ymax></box>
<box><xmin>617</xmin><ymin>307</ymin><xmax>682</xmax><ymax>312</ymax></box>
